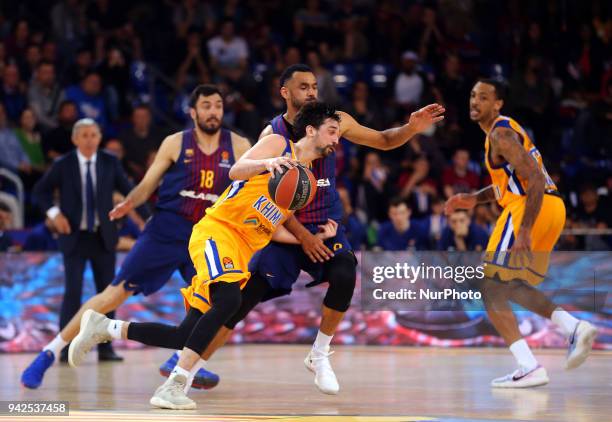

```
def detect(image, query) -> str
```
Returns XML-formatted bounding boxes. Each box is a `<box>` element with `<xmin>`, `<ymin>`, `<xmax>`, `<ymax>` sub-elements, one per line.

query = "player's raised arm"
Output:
<box><xmin>491</xmin><ymin>126</ymin><xmax>546</xmax><ymax>249</ymax></box>
<box><xmin>338</xmin><ymin>104</ymin><xmax>445</xmax><ymax>151</ymax></box>
<box><xmin>109</xmin><ymin>133</ymin><xmax>180</xmax><ymax>220</ymax></box>
<box><xmin>228</xmin><ymin>134</ymin><xmax>297</xmax><ymax>180</ymax></box>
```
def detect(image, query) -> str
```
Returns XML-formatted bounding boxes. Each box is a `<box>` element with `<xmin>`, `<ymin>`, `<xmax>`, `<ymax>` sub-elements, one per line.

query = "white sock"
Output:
<box><xmin>43</xmin><ymin>334</ymin><xmax>68</xmax><ymax>358</ymax></box>
<box><xmin>551</xmin><ymin>307</ymin><xmax>579</xmax><ymax>337</ymax></box>
<box><xmin>509</xmin><ymin>339</ymin><xmax>538</xmax><ymax>371</ymax></box>
<box><xmin>184</xmin><ymin>359</ymin><xmax>207</xmax><ymax>394</ymax></box>
<box><xmin>313</xmin><ymin>330</ymin><xmax>333</xmax><ymax>352</ymax></box>
<box><xmin>170</xmin><ymin>365</ymin><xmax>190</xmax><ymax>380</ymax></box>
<box><xmin>106</xmin><ymin>320</ymin><xmax>124</xmax><ymax>340</ymax></box>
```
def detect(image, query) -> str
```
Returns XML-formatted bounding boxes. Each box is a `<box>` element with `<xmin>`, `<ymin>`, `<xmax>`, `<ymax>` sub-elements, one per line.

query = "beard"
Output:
<box><xmin>196</xmin><ymin>116</ymin><xmax>221</xmax><ymax>134</ymax></box>
<box><xmin>290</xmin><ymin>96</ymin><xmax>316</xmax><ymax>111</ymax></box>
<box><xmin>317</xmin><ymin>144</ymin><xmax>335</xmax><ymax>157</ymax></box>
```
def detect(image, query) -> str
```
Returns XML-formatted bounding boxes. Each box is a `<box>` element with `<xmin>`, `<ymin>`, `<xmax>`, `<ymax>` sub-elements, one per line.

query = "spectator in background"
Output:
<box><xmin>42</xmin><ymin>100</ymin><xmax>78</xmax><ymax>161</ymax></box>
<box><xmin>173</xmin><ymin>0</ymin><xmax>216</xmax><ymax>39</ymax></box>
<box><xmin>438</xmin><ymin>210</ymin><xmax>488</xmax><ymax>251</ymax></box>
<box><xmin>103</xmin><ymin>138</ymin><xmax>125</xmax><ymax>161</ymax></box>
<box><xmin>28</xmin><ymin>61</ymin><xmax>65</xmax><ymax>131</ymax></box>
<box><xmin>338</xmin><ymin>16</ymin><xmax>369</xmax><ymax>62</ymax></box>
<box><xmin>14</xmin><ymin>108</ymin><xmax>46</xmax><ymax>174</ymax></box>
<box><xmin>0</xmin><ymin>63</ymin><xmax>26</xmax><ymax>124</ymax></box>
<box><xmin>338</xmin><ymin>186</ymin><xmax>367</xmax><ymax>250</ymax></box>
<box><xmin>65</xmin><ymin>72</ymin><xmax>108</xmax><ymax>131</ymax></box>
<box><xmin>23</xmin><ymin>217</ymin><xmax>59</xmax><ymax>251</ymax></box>
<box><xmin>207</xmin><ymin>19</ymin><xmax>248</xmax><ymax>74</ymax></box>
<box><xmin>5</xmin><ymin>19</ymin><xmax>29</xmax><ymax>59</ymax></box>
<box><xmin>306</xmin><ymin>50</ymin><xmax>339</xmax><ymax>105</ymax></box>
<box><xmin>98</xmin><ymin>47</ymin><xmax>131</xmax><ymax>119</ymax></box>
<box><xmin>376</xmin><ymin>197</ymin><xmax>427</xmax><ymax>251</ymax></box>
<box><xmin>436</xmin><ymin>53</ymin><xmax>469</xmax><ymax>133</ymax></box>
<box><xmin>64</xmin><ymin>47</ymin><xmax>94</xmax><ymax>86</ymax></box>
<box><xmin>0</xmin><ymin>103</ymin><xmax>31</xmax><ymax>175</ymax></box>
<box><xmin>0</xmin><ymin>201</ymin><xmax>14</xmax><ymax>251</ymax></box>
<box><xmin>343</xmin><ymin>81</ymin><xmax>382</xmax><ymax>130</ymax></box>
<box><xmin>22</xmin><ymin>43</ymin><xmax>42</xmax><ymax>81</ymax></box>
<box><xmin>573</xmin><ymin>183</ymin><xmax>611</xmax><ymax>250</ymax></box>
<box><xmin>394</xmin><ymin>51</ymin><xmax>424</xmax><ymax>111</ymax></box>
<box><xmin>176</xmin><ymin>31</ymin><xmax>210</xmax><ymax>92</ymax></box>
<box><xmin>356</xmin><ymin>151</ymin><xmax>389</xmax><ymax>222</ymax></box>
<box><xmin>51</xmin><ymin>0</ymin><xmax>87</xmax><ymax>60</ymax></box>
<box><xmin>421</xmin><ymin>196</ymin><xmax>446</xmax><ymax>248</ymax></box>
<box><xmin>442</xmin><ymin>148</ymin><xmax>479</xmax><ymax>198</ymax></box>
<box><xmin>119</xmin><ymin>105</ymin><xmax>161</xmax><ymax>181</ymax></box>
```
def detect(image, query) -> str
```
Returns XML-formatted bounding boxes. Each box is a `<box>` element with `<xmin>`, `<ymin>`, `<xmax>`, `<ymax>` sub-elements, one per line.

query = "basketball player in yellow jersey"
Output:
<box><xmin>68</xmin><ymin>102</ymin><xmax>341</xmax><ymax>410</ymax></box>
<box><xmin>445</xmin><ymin>79</ymin><xmax>597</xmax><ymax>388</ymax></box>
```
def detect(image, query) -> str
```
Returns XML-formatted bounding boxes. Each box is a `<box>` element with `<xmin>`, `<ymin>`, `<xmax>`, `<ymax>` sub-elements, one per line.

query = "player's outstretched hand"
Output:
<box><xmin>316</xmin><ymin>219</ymin><xmax>338</xmax><ymax>240</ymax></box>
<box><xmin>265</xmin><ymin>157</ymin><xmax>298</xmax><ymax>175</ymax></box>
<box><xmin>109</xmin><ymin>198</ymin><xmax>134</xmax><ymax>221</ymax></box>
<box><xmin>444</xmin><ymin>193</ymin><xmax>476</xmax><ymax>215</ymax></box>
<box><xmin>408</xmin><ymin>103</ymin><xmax>445</xmax><ymax>133</ymax></box>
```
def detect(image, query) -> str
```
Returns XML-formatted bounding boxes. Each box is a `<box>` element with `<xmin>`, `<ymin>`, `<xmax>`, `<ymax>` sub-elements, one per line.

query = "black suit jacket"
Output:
<box><xmin>33</xmin><ymin>150</ymin><xmax>144</xmax><ymax>254</ymax></box>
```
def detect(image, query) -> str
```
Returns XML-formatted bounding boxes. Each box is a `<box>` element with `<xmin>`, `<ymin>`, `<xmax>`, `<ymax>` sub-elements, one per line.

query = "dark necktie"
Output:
<box><xmin>85</xmin><ymin>161</ymin><xmax>95</xmax><ymax>232</ymax></box>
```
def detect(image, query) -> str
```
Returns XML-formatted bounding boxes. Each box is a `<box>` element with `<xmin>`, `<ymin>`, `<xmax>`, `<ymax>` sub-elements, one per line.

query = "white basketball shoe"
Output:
<box><xmin>304</xmin><ymin>346</ymin><xmax>340</xmax><ymax>395</ymax></box>
<box><xmin>491</xmin><ymin>365</ymin><xmax>549</xmax><ymax>388</ymax></box>
<box><xmin>565</xmin><ymin>321</ymin><xmax>597</xmax><ymax>370</ymax></box>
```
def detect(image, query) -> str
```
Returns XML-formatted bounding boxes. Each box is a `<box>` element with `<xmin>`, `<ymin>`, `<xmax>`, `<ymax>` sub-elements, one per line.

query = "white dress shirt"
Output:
<box><xmin>46</xmin><ymin>150</ymin><xmax>99</xmax><ymax>230</ymax></box>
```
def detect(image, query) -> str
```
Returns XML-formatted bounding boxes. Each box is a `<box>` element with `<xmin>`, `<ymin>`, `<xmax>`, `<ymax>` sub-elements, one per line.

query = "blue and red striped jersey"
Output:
<box><xmin>156</xmin><ymin>128</ymin><xmax>235</xmax><ymax>223</ymax></box>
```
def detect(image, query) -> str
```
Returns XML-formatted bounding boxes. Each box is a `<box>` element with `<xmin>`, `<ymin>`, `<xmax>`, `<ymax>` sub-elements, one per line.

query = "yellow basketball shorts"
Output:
<box><xmin>182</xmin><ymin>217</ymin><xmax>255</xmax><ymax>313</ymax></box>
<box><xmin>484</xmin><ymin>194</ymin><xmax>566</xmax><ymax>285</ymax></box>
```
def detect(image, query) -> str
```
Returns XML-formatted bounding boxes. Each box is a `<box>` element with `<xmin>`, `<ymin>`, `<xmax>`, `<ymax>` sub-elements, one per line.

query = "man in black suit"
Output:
<box><xmin>32</xmin><ymin>118</ymin><xmax>137</xmax><ymax>362</ymax></box>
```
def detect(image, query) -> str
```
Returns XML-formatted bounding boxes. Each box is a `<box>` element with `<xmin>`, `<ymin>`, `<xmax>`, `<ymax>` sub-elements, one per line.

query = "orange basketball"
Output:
<box><xmin>268</xmin><ymin>164</ymin><xmax>317</xmax><ymax>210</ymax></box>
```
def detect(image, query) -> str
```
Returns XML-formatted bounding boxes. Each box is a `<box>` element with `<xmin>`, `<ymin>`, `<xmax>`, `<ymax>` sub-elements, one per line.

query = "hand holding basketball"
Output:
<box><xmin>264</xmin><ymin>156</ymin><xmax>299</xmax><ymax>175</ymax></box>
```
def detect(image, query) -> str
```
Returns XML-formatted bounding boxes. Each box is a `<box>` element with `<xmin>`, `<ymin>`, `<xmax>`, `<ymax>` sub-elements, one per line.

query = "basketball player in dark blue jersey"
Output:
<box><xmin>21</xmin><ymin>84</ymin><xmax>251</xmax><ymax>390</ymax></box>
<box><xmin>188</xmin><ymin>64</ymin><xmax>445</xmax><ymax>395</ymax></box>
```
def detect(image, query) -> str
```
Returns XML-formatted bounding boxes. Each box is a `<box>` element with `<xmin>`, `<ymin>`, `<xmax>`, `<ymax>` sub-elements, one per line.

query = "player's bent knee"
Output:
<box><xmin>323</xmin><ymin>252</ymin><xmax>357</xmax><ymax>313</ymax></box>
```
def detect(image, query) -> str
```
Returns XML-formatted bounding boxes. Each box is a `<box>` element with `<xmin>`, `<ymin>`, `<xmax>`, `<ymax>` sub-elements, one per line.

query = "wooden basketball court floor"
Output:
<box><xmin>1</xmin><ymin>345</ymin><xmax>610</xmax><ymax>422</ymax></box>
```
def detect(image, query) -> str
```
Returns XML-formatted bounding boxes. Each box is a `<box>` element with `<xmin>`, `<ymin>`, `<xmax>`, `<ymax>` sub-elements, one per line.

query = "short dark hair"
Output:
<box><xmin>58</xmin><ymin>100</ymin><xmax>77</xmax><ymax>111</ymax></box>
<box><xmin>188</xmin><ymin>84</ymin><xmax>223</xmax><ymax>108</ymax></box>
<box><xmin>478</xmin><ymin>78</ymin><xmax>508</xmax><ymax>101</ymax></box>
<box><xmin>279</xmin><ymin>64</ymin><xmax>313</xmax><ymax>87</ymax></box>
<box><xmin>293</xmin><ymin>101</ymin><xmax>339</xmax><ymax>138</ymax></box>
<box><xmin>389</xmin><ymin>197</ymin><xmax>408</xmax><ymax>209</ymax></box>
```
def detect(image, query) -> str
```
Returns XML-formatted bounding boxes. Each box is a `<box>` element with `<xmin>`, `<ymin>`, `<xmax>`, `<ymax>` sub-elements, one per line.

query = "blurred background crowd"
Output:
<box><xmin>0</xmin><ymin>0</ymin><xmax>610</xmax><ymax>252</ymax></box>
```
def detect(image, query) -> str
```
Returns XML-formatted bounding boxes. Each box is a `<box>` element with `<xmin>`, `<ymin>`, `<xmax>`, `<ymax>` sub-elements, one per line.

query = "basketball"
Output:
<box><xmin>268</xmin><ymin>164</ymin><xmax>317</xmax><ymax>210</ymax></box>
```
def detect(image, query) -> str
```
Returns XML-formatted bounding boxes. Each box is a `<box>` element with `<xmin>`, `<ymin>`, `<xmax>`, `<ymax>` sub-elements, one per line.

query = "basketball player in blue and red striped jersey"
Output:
<box><xmin>184</xmin><ymin>64</ymin><xmax>445</xmax><ymax>395</ymax></box>
<box><xmin>21</xmin><ymin>84</ymin><xmax>251</xmax><ymax>390</ymax></box>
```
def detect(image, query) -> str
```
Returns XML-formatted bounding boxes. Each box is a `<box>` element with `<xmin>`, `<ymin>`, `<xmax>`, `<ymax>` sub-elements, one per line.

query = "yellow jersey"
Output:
<box><xmin>204</xmin><ymin>138</ymin><xmax>296</xmax><ymax>251</ymax></box>
<box><xmin>484</xmin><ymin>115</ymin><xmax>557</xmax><ymax>208</ymax></box>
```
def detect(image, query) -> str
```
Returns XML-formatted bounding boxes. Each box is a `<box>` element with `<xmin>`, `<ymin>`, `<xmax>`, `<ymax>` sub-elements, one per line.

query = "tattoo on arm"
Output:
<box><xmin>491</xmin><ymin>127</ymin><xmax>545</xmax><ymax>231</ymax></box>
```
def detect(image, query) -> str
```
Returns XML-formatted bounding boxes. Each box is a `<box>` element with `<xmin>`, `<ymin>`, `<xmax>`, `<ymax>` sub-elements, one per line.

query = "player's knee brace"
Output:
<box><xmin>224</xmin><ymin>273</ymin><xmax>270</xmax><ymax>329</ymax></box>
<box><xmin>210</xmin><ymin>281</ymin><xmax>243</xmax><ymax>320</ymax></box>
<box><xmin>184</xmin><ymin>282</ymin><xmax>242</xmax><ymax>355</ymax></box>
<box><xmin>323</xmin><ymin>252</ymin><xmax>357</xmax><ymax>313</ymax></box>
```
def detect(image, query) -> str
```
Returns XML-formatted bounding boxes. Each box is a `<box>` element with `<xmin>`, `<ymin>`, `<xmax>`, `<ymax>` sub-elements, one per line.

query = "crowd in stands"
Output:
<box><xmin>0</xmin><ymin>0</ymin><xmax>610</xmax><ymax>252</ymax></box>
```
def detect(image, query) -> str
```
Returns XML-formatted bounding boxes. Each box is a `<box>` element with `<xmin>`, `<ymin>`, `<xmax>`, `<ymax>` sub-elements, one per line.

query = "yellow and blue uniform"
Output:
<box><xmin>182</xmin><ymin>139</ymin><xmax>296</xmax><ymax>312</ymax></box>
<box><xmin>483</xmin><ymin>116</ymin><xmax>566</xmax><ymax>285</ymax></box>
